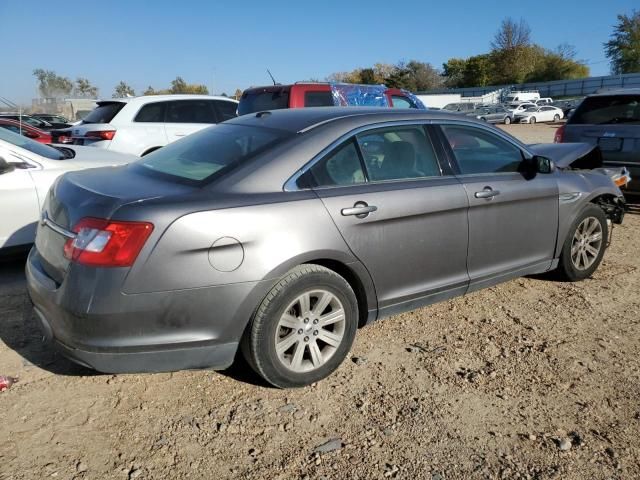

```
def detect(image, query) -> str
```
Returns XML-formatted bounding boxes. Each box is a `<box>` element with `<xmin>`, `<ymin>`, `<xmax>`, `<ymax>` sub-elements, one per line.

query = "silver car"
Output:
<box><xmin>26</xmin><ymin>108</ymin><xmax>626</xmax><ymax>388</ymax></box>
<box><xmin>471</xmin><ymin>106</ymin><xmax>514</xmax><ymax>124</ymax></box>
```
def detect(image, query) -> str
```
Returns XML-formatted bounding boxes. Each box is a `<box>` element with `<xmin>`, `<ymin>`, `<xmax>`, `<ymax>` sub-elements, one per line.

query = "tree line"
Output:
<box><xmin>33</xmin><ymin>11</ymin><xmax>639</xmax><ymax>100</ymax></box>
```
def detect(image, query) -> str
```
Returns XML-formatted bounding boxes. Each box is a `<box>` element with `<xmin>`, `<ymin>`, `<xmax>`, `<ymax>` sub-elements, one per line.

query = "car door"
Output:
<box><xmin>437</xmin><ymin>123</ymin><xmax>559</xmax><ymax>292</ymax></box>
<box><xmin>301</xmin><ymin>123</ymin><xmax>470</xmax><ymax>316</ymax></box>
<box><xmin>164</xmin><ymin>100</ymin><xmax>219</xmax><ymax>144</ymax></box>
<box><xmin>0</xmin><ymin>150</ymin><xmax>39</xmax><ymax>248</ymax></box>
<box><xmin>130</xmin><ymin>101</ymin><xmax>169</xmax><ymax>154</ymax></box>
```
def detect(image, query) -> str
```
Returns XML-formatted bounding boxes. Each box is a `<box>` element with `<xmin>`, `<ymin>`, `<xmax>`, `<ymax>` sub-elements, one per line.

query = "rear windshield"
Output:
<box><xmin>134</xmin><ymin>124</ymin><xmax>291</xmax><ymax>184</ymax></box>
<box><xmin>238</xmin><ymin>88</ymin><xmax>290</xmax><ymax>116</ymax></box>
<box><xmin>569</xmin><ymin>95</ymin><xmax>640</xmax><ymax>125</ymax></box>
<box><xmin>82</xmin><ymin>102</ymin><xmax>126</xmax><ymax>124</ymax></box>
<box><xmin>0</xmin><ymin>127</ymin><xmax>64</xmax><ymax>160</ymax></box>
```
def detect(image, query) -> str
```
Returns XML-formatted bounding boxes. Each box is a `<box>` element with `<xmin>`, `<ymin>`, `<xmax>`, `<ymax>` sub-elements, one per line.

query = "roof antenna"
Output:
<box><xmin>267</xmin><ymin>69</ymin><xmax>278</xmax><ymax>86</ymax></box>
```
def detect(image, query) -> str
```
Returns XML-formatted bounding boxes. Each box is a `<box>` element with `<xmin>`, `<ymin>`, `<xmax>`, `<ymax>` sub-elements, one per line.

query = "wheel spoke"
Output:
<box><xmin>585</xmin><ymin>244</ymin><xmax>599</xmax><ymax>257</ymax></box>
<box><xmin>581</xmin><ymin>251</ymin><xmax>589</xmax><ymax>268</ymax></box>
<box><xmin>276</xmin><ymin>332</ymin><xmax>298</xmax><ymax>354</ymax></box>
<box><xmin>586</xmin><ymin>218</ymin><xmax>598</xmax><ymax>235</ymax></box>
<box><xmin>571</xmin><ymin>243</ymin><xmax>580</xmax><ymax>256</ymax></box>
<box><xmin>279</xmin><ymin>313</ymin><xmax>299</xmax><ymax>329</ymax></box>
<box><xmin>309</xmin><ymin>341</ymin><xmax>323</xmax><ymax>367</ymax></box>
<box><xmin>588</xmin><ymin>231</ymin><xmax>602</xmax><ymax>243</ymax></box>
<box><xmin>319</xmin><ymin>309</ymin><xmax>345</xmax><ymax>327</ymax></box>
<box><xmin>312</xmin><ymin>292</ymin><xmax>333</xmax><ymax>316</ymax></box>
<box><xmin>317</xmin><ymin>329</ymin><xmax>342</xmax><ymax>347</ymax></box>
<box><xmin>298</xmin><ymin>292</ymin><xmax>311</xmax><ymax>315</ymax></box>
<box><xmin>290</xmin><ymin>341</ymin><xmax>305</xmax><ymax>370</ymax></box>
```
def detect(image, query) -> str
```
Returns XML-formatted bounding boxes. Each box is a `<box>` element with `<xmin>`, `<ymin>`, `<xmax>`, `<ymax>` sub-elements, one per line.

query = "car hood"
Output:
<box><xmin>52</xmin><ymin>144</ymin><xmax>136</xmax><ymax>167</ymax></box>
<box><xmin>528</xmin><ymin>142</ymin><xmax>602</xmax><ymax>169</ymax></box>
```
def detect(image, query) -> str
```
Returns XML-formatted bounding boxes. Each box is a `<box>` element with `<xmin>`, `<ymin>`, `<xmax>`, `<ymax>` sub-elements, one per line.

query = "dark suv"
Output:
<box><xmin>556</xmin><ymin>89</ymin><xmax>640</xmax><ymax>194</ymax></box>
<box><xmin>238</xmin><ymin>82</ymin><xmax>425</xmax><ymax>116</ymax></box>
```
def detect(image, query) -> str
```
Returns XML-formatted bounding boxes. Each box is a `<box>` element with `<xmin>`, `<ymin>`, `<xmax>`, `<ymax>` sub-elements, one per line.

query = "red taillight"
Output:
<box><xmin>64</xmin><ymin>218</ymin><xmax>153</xmax><ymax>267</ymax></box>
<box><xmin>85</xmin><ymin>130</ymin><xmax>116</xmax><ymax>140</ymax></box>
<box><xmin>554</xmin><ymin>124</ymin><xmax>565</xmax><ymax>143</ymax></box>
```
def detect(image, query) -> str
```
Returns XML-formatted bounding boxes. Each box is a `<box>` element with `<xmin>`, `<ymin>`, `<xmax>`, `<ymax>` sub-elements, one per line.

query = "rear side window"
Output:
<box><xmin>166</xmin><ymin>100</ymin><xmax>218</xmax><ymax>123</ymax></box>
<box><xmin>134</xmin><ymin>102</ymin><xmax>166</xmax><ymax>122</ymax></box>
<box><xmin>135</xmin><ymin>124</ymin><xmax>290</xmax><ymax>184</ymax></box>
<box><xmin>441</xmin><ymin>125</ymin><xmax>523</xmax><ymax>175</ymax></box>
<box><xmin>214</xmin><ymin>100</ymin><xmax>238</xmax><ymax>121</ymax></box>
<box><xmin>238</xmin><ymin>88</ymin><xmax>290</xmax><ymax>116</ymax></box>
<box><xmin>307</xmin><ymin>140</ymin><xmax>365</xmax><ymax>187</ymax></box>
<box><xmin>569</xmin><ymin>95</ymin><xmax>640</xmax><ymax>125</ymax></box>
<box><xmin>391</xmin><ymin>96</ymin><xmax>416</xmax><ymax>109</ymax></box>
<box><xmin>304</xmin><ymin>91</ymin><xmax>334</xmax><ymax>107</ymax></box>
<box><xmin>82</xmin><ymin>102</ymin><xmax>126</xmax><ymax>124</ymax></box>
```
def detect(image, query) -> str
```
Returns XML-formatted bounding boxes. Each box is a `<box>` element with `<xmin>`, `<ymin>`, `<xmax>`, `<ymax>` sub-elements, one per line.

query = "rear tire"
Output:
<box><xmin>504</xmin><ymin>116</ymin><xmax>511</xmax><ymax>125</ymax></box>
<box><xmin>553</xmin><ymin>114</ymin><xmax>560</xmax><ymax>122</ymax></box>
<box><xmin>530</xmin><ymin>117</ymin><xmax>536</xmax><ymax>124</ymax></box>
<box><xmin>480</xmin><ymin>117</ymin><xmax>487</xmax><ymax>122</ymax></box>
<box><xmin>556</xmin><ymin>204</ymin><xmax>608</xmax><ymax>281</ymax></box>
<box><xmin>242</xmin><ymin>265</ymin><xmax>358</xmax><ymax>388</ymax></box>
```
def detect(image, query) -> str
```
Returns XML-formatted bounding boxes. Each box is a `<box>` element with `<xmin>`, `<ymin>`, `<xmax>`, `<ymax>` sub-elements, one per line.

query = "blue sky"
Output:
<box><xmin>0</xmin><ymin>0</ymin><xmax>637</xmax><ymax>103</ymax></box>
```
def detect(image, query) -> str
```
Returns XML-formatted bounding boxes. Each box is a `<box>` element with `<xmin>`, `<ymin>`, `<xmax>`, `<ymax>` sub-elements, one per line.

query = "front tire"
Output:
<box><xmin>553</xmin><ymin>114</ymin><xmax>560</xmax><ymax>122</ymax></box>
<box><xmin>242</xmin><ymin>265</ymin><xmax>358</xmax><ymax>388</ymax></box>
<box><xmin>530</xmin><ymin>116</ymin><xmax>536</xmax><ymax>124</ymax></box>
<box><xmin>556</xmin><ymin>204</ymin><xmax>608</xmax><ymax>281</ymax></box>
<box><xmin>504</xmin><ymin>116</ymin><xmax>512</xmax><ymax>125</ymax></box>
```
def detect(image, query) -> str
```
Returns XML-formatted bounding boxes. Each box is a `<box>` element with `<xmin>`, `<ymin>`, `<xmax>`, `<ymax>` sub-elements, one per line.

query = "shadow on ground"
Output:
<box><xmin>0</xmin><ymin>253</ymin><xmax>96</xmax><ymax>377</ymax></box>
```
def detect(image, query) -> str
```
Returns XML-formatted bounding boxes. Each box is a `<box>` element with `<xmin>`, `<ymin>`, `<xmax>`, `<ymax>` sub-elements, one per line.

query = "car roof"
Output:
<box><xmin>227</xmin><ymin>106</ymin><xmax>475</xmax><ymax>133</ymax></box>
<box><xmin>96</xmin><ymin>94</ymin><xmax>238</xmax><ymax>105</ymax></box>
<box><xmin>589</xmin><ymin>88</ymin><xmax>640</xmax><ymax>97</ymax></box>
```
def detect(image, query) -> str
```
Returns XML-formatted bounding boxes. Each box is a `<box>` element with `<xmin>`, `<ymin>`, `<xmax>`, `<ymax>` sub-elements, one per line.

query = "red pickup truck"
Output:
<box><xmin>238</xmin><ymin>82</ymin><xmax>425</xmax><ymax>116</ymax></box>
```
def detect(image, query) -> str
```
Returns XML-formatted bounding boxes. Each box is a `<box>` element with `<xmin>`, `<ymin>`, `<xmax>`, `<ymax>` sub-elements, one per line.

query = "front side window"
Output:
<box><xmin>134</xmin><ymin>102</ymin><xmax>167</xmax><ymax>122</ymax></box>
<box><xmin>357</xmin><ymin>126</ymin><xmax>440</xmax><ymax>181</ymax></box>
<box><xmin>135</xmin><ymin>124</ymin><xmax>290</xmax><ymax>184</ymax></box>
<box><xmin>166</xmin><ymin>100</ymin><xmax>217</xmax><ymax>123</ymax></box>
<box><xmin>306</xmin><ymin>140</ymin><xmax>365</xmax><ymax>188</ymax></box>
<box><xmin>441</xmin><ymin>125</ymin><xmax>523</xmax><ymax>175</ymax></box>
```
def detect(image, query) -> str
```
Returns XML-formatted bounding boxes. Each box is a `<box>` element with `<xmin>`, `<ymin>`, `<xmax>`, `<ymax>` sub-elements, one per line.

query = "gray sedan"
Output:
<box><xmin>26</xmin><ymin>108</ymin><xmax>626</xmax><ymax>388</ymax></box>
<box><xmin>470</xmin><ymin>105</ymin><xmax>514</xmax><ymax>124</ymax></box>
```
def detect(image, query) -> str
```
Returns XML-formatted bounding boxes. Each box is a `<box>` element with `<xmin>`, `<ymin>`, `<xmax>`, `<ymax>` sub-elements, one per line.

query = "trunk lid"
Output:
<box><xmin>35</xmin><ymin>165</ymin><xmax>193</xmax><ymax>284</ymax></box>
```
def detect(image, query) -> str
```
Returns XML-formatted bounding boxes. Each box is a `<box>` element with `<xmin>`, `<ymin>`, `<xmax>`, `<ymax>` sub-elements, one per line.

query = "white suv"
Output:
<box><xmin>54</xmin><ymin>95</ymin><xmax>238</xmax><ymax>156</ymax></box>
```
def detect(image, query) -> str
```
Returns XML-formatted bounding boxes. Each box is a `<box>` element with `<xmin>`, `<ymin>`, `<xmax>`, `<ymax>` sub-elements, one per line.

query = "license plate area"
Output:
<box><xmin>598</xmin><ymin>137</ymin><xmax>622</xmax><ymax>151</ymax></box>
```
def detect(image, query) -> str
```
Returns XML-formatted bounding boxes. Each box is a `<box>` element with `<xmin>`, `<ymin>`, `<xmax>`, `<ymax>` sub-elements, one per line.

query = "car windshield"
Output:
<box><xmin>82</xmin><ymin>102</ymin><xmax>125</xmax><ymax>124</ymax></box>
<box><xmin>238</xmin><ymin>88</ymin><xmax>290</xmax><ymax>116</ymax></box>
<box><xmin>0</xmin><ymin>126</ymin><xmax>64</xmax><ymax>159</ymax></box>
<box><xmin>569</xmin><ymin>95</ymin><xmax>640</xmax><ymax>125</ymax></box>
<box><xmin>134</xmin><ymin>124</ymin><xmax>291</xmax><ymax>184</ymax></box>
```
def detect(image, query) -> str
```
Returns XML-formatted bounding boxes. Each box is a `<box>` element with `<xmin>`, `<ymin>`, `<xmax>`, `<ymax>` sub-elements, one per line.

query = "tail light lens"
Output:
<box><xmin>554</xmin><ymin>124</ymin><xmax>565</xmax><ymax>143</ymax></box>
<box><xmin>64</xmin><ymin>218</ymin><xmax>153</xmax><ymax>267</ymax></box>
<box><xmin>85</xmin><ymin>130</ymin><xmax>116</xmax><ymax>140</ymax></box>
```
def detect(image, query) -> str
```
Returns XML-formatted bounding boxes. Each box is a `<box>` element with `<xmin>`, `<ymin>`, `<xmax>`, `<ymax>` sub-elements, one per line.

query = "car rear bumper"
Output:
<box><xmin>25</xmin><ymin>248</ymin><xmax>269</xmax><ymax>373</ymax></box>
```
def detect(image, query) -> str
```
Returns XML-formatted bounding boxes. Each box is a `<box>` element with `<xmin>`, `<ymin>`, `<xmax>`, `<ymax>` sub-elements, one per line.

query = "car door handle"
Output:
<box><xmin>174</xmin><ymin>133</ymin><xmax>186</xmax><ymax>137</ymax></box>
<box><xmin>341</xmin><ymin>202</ymin><xmax>377</xmax><ymax>218</ymax></box>
<box><xmin>474</xmin><ymin>187</ymin><xmax>500</xmax><ymax>199</ymax></box>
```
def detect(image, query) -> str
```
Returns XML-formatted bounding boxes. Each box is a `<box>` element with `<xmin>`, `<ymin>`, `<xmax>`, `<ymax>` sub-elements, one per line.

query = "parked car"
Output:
<box><xmin>51</xmin><ymin>95</ymin><xmax>239</xmax><ymax>156</ymax></box>
<box><xmin>31</xmin><ymin>114</ymin><xmax>73</xmax><ymax>129</ymax></box>
<box><xmin>442</xmin><ymin>102</ymin><xmax>477</xmax><ymax>113</ymax></box>
<box><xmin>238</xmin><ymin>83</ymin><xmax>425</xmax><ymax>116</ymax></box>
<box><xmin>26</xmin><ymin>107</ymin><xmax>626</xmax><ymax>387</ymax></box>
<box><xmin>552</xmin><ymin>98</ymin><xmax>584</xmax><ymax>118</ymax></box>
<box><xmin>0</xmin><ymin>128</ymin><xmax>135</xmax><ymax>252</ymax></box>
<box><xmin>506</xmin><ymin>102</ymin><xmax>537</xmax><ymax>115</ymax></box>
<box><xmin>535</xmin><ymin>97</ymin><xmax>554</xmax><ymax>106</ymax></box>
<box><xmin>470</xmin><ymin>105</ymin><xmax>514</xmax><ymax>124</ymax></box>
<box><xmin>515</xmin><ymin>106</ymin><xmax>564</xmax><ymax>124</ymax></box>
<box><xmin>0</xmin><ymin>119</ymin><xmax>52</xmax><ymax>144</ymax></box>
<box><xmin>0</xmin><ymin>114</ymin><xmax>54</xmax><ymax>130</ymax></box>
<box><xmin>555</xmin><ymin>88</ymin><xmax>640</xmax><ymax>194</ymax></box>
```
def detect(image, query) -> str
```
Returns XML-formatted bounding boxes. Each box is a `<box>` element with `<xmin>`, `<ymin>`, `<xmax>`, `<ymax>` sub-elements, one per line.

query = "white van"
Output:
<box><xmin>504</xmin><ymin>91</ymin><xmax>540</xmax><ymax>103</ymax></box>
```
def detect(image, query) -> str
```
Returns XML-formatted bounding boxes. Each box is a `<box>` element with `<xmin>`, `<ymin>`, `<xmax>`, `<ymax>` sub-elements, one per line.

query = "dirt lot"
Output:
<box><xmin>1</xmin><ymin>123</ymin><xmax>639</xmax><ymax>480</ymax></box>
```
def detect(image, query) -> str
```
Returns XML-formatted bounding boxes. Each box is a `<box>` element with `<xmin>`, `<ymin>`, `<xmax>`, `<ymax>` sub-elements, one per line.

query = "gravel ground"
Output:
<box><xmin>1</xmin><ymin>123</ymin><xmax>639</xmax><ymax>480</ymax></box>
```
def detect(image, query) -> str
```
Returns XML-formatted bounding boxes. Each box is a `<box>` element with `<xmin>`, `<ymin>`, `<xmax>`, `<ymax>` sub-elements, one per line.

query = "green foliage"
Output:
<box><xmin>32</xmin><ymin>69</ymin><xmax>73</xmax><ymax>98</ymax></box>
<box><xmin>74</xmin><ymin>78</ymin><xmax>98</xmax><ymax>98</ymax></box>
<box><xmin>143</xmin><ymin>77</ymin><xmax>209</xmax><ymax>95</ymax></box>
<box><xmin>113</xmin><ymin>81</ymin><xmax>135</xmax><ymax>98</ymax></box>
<box><xmin>605</xmin><ymin>10</ymin><xmax>640</xmax><ymax>74</ymax></box>
<box><xmin>327</xmin><ymin>60</ymin><xmax>443</xmax><ymax>91</ymax></box>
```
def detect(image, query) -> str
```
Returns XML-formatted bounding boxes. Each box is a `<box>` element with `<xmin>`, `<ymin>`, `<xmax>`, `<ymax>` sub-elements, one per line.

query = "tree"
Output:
<box><xmin>113</xmin><ymin>81</ymin><xmax>135</xmax><ymax>98</ymax></box>
<box><xmin>491</xmin><ymin>17</ymin><xmax>531</xmax><ymax>50</ymax></box>
<box><xmin>528</xmin><ymin>44</ymin><xmax>589</xmax><ymax>82</ymax></box>
<box><xmin>169</xmin><ymin>76</ymin><xmax>209</xmax><ymax>94</ymax></box>
<box><xmin>462</xmin><ymin>54</ymin><xmax>493</xmax><ymax>87</ymax></box>
<box><xmin>384</xmin><ymin>60</ymin><xmax>443</xmax><ymax>91</ymax></box>
<box><xmin>32</xmin><ymin>69</ymin><xmax>73</xmax><ymax>98</ymax></box>
<box><xmin>143</xmin><ymin>86</ymin><xmax>156</xmax><ymax>95</ymax></box>
<box><xmin>442</xmin><ymin>58</ymin><xmax>467</xmax><ymax>88</ymax></box>
<box><xmin>74</xmin><ymin>78</ymin><xmax>98</xmax><ymax>98</ymax></box>
<box><xmin>234</xmin><ymin>88</ymin><xmax>243</xmax><ymax>100</ymax></box>
<box><xmin>605</xmin><ymin>10</ymin><xmax>640</xmax><ymax>74</ymax></box>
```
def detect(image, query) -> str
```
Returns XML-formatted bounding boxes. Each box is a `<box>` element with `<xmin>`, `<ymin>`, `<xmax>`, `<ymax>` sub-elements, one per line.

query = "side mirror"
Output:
<box><xmin>0</xmin><ymin>156</ymin><xmax>15</xmax><ymax>174</ymax></box>
<box><xmin>534</xmin><ymin>155</ymin><xmax>555</xmax><ymax>174</ymax></box>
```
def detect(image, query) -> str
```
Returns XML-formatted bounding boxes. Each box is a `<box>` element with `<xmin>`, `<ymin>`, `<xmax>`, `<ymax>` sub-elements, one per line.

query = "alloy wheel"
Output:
<box><xmin>571</xmin><ymin>216</ymin><xmax>603</xmax><ymax>270</ymax></box>
<box><xmin>274</xmin><ymin>289</ymin><xmax>346</xmax><ymax>373</ymax></box>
